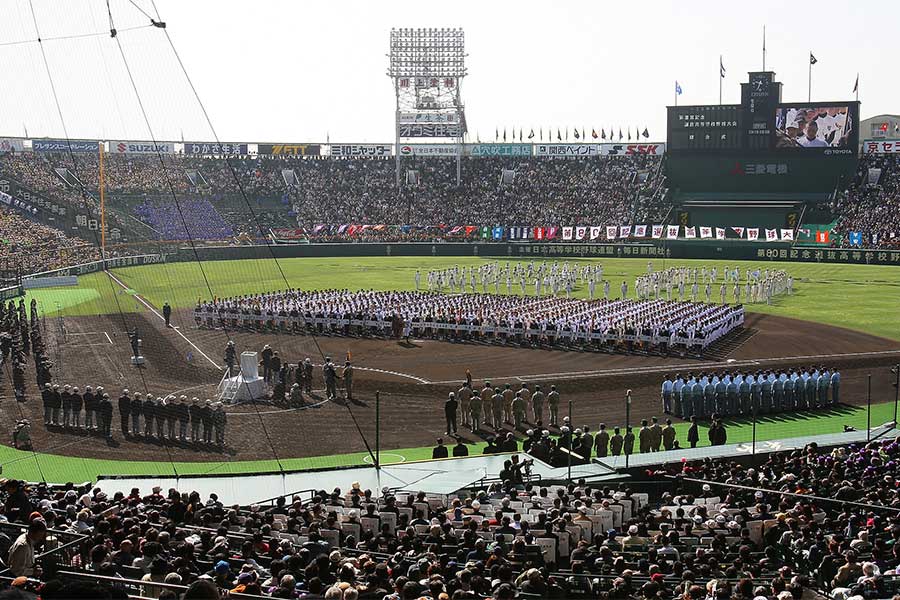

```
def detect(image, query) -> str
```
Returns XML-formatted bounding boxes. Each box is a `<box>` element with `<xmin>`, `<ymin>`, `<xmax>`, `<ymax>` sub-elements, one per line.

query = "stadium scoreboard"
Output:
<box><xmin>666</xmin><ymin>71</ymin><xmax>860</xmax><ymax>194</ymax></box>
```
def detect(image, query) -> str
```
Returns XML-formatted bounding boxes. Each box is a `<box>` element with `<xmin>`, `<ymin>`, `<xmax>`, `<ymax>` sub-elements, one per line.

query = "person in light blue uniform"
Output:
<box><xmin>806</xmin><ymin>368</ymin><xmax>818</xmax><ymax>408</ymax></box>
<box><xmin>714</xmin><ymin>374</ymin><xmax>727</xmax><ymax>417</ymax></box>
<box><xmin>725</xmin><ymin>374</ymin><xmax>738</xmax><ymax>416</ymax></box>
<box><xmin>703</xmin><ymin>374</ymin><xmax>716</xmax><ymax>418</ymax></box>
<box><xmin>831</xmin><ymin>370</ymin><xmax>841</xmax><ymax>404</ymax></box>
<box><xmin>661</xmin><ymin>375</ymin><xmax>674</xmax><ymax>415</ymax></box>
<box><xmin>738</xmin><ymin>374</ymin><xmax>750</xmax><ymax>415</ymax></box>
<box><xmin>693</xmin><ymin>376</ymin><xmax>706</xmax><ymax>419</ymax></box>
<box><xmin>749</xmin><ymin>374</ymin><xmax>761</xmax><ymax>415</ymax></box>
<box><xmin>788</xmin><ymin>370</ymin><xmax>799</xmax><ymax>410</ymax></box>
<box><xmin>672</xmin><ymin>373</ymin><xmax>684</xmax><ymax>418</ymax></box>
<box><xmin>760</xmin><ymin>373</ymin><xmax>773</xmax><ymax>414</ymax></box>
<box><xmin>773</xmin><ymin>372</ymin><xmax>785</xmax><ymax>412</ymax></box>
<box><xmin>818</xmin><ymin>368</ymin><xmax>830</xmax><ymax>407</ymax></box>
<box><xmin>799</xmin><ymin>369</ymin><xmax>810</xmax><ymax>409</ymax></box>
<box><xmin>681</xmin><ymin>374</ymin><xmax>695</xmax><ymax>420</ymax></box>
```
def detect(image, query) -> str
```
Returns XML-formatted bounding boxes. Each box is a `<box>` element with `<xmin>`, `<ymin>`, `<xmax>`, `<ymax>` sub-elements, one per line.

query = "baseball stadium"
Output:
<box><xmin>0</xmin><ymin>1</ymin><xmax>898</xmax><ymax>599</ymax></box>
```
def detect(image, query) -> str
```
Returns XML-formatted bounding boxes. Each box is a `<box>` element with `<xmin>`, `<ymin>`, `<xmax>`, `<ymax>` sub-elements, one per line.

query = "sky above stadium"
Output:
<box><xmin>0</xmin><ymin>0</ymin><xmax>896</xmax><ymax>144</ymax></box>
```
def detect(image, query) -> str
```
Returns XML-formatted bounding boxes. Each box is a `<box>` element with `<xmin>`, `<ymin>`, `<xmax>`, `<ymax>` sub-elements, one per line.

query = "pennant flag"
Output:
<box><xmin>619</xmin><ymin>225</ymin><xmax>632</xmax><ymax>239</ymax></box>
<box><xmin>503</xmin><ymin>128</ymin><xmax>507</xmax><ymax>141</ymax></box>
<box><xmin>852</xmin><ymin>73</ymin><xmax>858</xmax><ymax>94</ymax></box>
<box><xmin>633</xmin><ymin>224</ymin><xmax>647</xmax><ymax>237</ymax></box>
<box><xmin>732</xmin><ymin>226</ymin><xmax>745</xmax><ymax>238</ymax></box>
<box><xmin>699</xmin><ymin>226</ymin><xmax>712</xmax><ymax>239</ymax></box>
<box><xmin>747</xmin><ymin>228</ymin><xmax>759</xmax><ymax>241</ymax></box>
<box><xmin>815</xmin><ymin>230</ymin><xmax>830</xmax><ymax>243</ymax></box>
<box><xmin>562</xmin><ymin>227</ymin><xmax>574</xmax><ymax>240</ymax></box>
<box><xmin>539</xmin><ymin>127</ymin><xmax>543</xmax><ymax>141</ymax></box>
<box><xmin>606</xmin><ymin>226</ymin><xmax>618</xmax><ymax>240</ymax></box>
<box><xmin>589</xmin><ymin>226</ymin><xmax>602</xmax><ymax>240</ymax></box>
<box><xmin>534</xmin><ymin>226</ymin><xmax>544</xmax><ymax>240</ymax></box>
<box><xmin>809</xmin><ymin>52</ymin><xmax>817</xmax><ymax>65</ymax></box>
<box><xmin>492</xmin><ymin>226</ymin><xmax>504</xmax><ymax>240</ymax></box>
<box><xmin>557</xmin><ymin>128</ymin><xmax>562</xmax><ymax>141</ymax></box>
<box><xmin>799</xmin><ymin>228</ymin><xmax>811</xmax><ymax>237</ymax></box>
<box><xmin>546</xmin><ymin>226</ymin><xmax>558</xmax><ymax>239</ymax></box>
<box><xmin>573</xmin><ymin>128</ymin><xmax>580</xmax><ymax>139</ymax></box>
<box><xmin>592</xmin><ymin>128</ymin><xmax>598</xmax><ymax>139</ymax></box>
<box><xmin>618</xmin><ymin>128</ymin><xmax>623</xmax><ymax>140</ymax></box>
<box><xmin>582</xmin><ymin>128</ymin><xmax>586</xmax><ymax>140</ymax></box>
<box><xmin>495</xmin><ymin>127</ymin><xmax>498</xmax><ymax>141</ymax></box>
<box><xmin>464</xmin><ymin>225</ymin><xmax>478</xmax><ymax>236</ymax></box>
<box><xmin>528</xmin><ymin>129</ymin><xmax>535</xmax><ymax>139</ymax></box>
<box><xmin>519</xmin><ymin>128</ymin><xmax>523</xmax><ymax>142</ymax></box>
<box><xmin>338</xmin><ymin>224</ymin><xmax>349</xmax><ymax>234</ymax></box>
<box><xmin>780</xmin><ymin>228</ymin><xmax>795</xmax><ymax>241</ymax></box>
<box><xmin>601</xmin><ymin>128</ymin><xmax>606</xmax><ymax>140</ymax></box>
<box><xmin>848</xmin><ymin>231</ymin><xmax>862</xmax><ymax>246</ymax></box>
<box><xmin>448</xmin><ymin>225</ymin><xmax>463</xmax><ymax>235</ymax></box>
<box><xmin>565</xmin><ymin>126</ymin><xmax>569</xmax><ymax>141</ymax></box>
<box><xmin>675</xmin><ymin>80</ymin><xmax>683</xmax><ymax>95</ymax></box>
<box><xmin>651</xmin><ymin>225</ymin><xmax>664</xmax><ymax>239</ymax></box>
<box><xmin>666</xmin><ymin>225</ymin><xmax>680</xmax><ymax>239</ymax></box>
<box><xmin>765</xmin><ymin>228</ymin><xmax>778</xmax><ymax>242</ymax></box>
<box><xmin>642</xmin><ymin>127</ymin><xmax>649</xmax><ymax>138</ymax></box>
<box><xmin>715</xmin><ymin>227</ymin><xmax>726</xmax><ymax>240</ymax></box>
<box><xmin>575</xmin><ymin>226</ymin><xmax>587</xmax><ymax>240</ymax></box>
<box><xmin>720</xmin><ymin>55</ymin><xmax>726</xmax><ymax>78</ymax></box>
<box><xmin>684</xmin><ymin>226</ymin><xmax>697</xmax><ymax>239</ymax></box>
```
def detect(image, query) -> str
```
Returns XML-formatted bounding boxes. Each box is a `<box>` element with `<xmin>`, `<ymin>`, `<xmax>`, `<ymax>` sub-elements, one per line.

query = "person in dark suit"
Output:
<box><xmin>595</xmin><ymin>423</ymin><xmax>610</xmax><ymax>458</ymax></box>
<box><xmin>610</xmin><ymin>427</ymin><xmax>623</xmax><ymax>456</ymax></box>
<box><xmin>444</xmin><ymin>392</ymin><xmax>458</xmax><ymax>435</ymax></box>
<box><xmin>687</xmin><ymin>416</ymin><xmax>700</xmax><ymax>448</ymax></box>
<box><xmin>162</xmin><ymin>302</ymin><xmax>172</xmax><ymax>327</ymax></box>
<box><xmin>452</xmin><ymin>437</ymin><xmax>468</xmax><ymax>457</ymax></box>
<box><xmin>118</xmin><ymin>390</ymin><xmax>132</xmax><ymax>436</ymax></box>
<box><xmin>432</xmin><ymin>438</ymin><xmax>449</xmax><ymax>459</ymax></box>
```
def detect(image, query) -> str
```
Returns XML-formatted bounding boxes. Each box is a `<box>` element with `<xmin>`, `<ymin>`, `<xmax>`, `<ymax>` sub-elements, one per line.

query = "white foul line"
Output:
<box><xmin>105</xmin><ymin>271</ymin><xmax>222</xmax><ymax>371</ymax></box>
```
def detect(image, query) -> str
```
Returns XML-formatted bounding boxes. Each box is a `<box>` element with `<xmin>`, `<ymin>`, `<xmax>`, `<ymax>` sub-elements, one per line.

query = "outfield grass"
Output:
<box><xmin>25</xmin><ymin>257</ymin><xmax>900</xmax><ymax>341</ymax></box>
<box><xmin>1</xmin><ymin>400</ymin><xmax>894</xmax><ymax>483</ymax></box>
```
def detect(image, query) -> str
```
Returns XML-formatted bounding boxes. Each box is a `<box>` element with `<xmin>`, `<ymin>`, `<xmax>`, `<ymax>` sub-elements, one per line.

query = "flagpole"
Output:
<box><xmin>719</xmin><ymin>55</ymin><xmax>723</xmax><ymax>105</ymax></box>
<box><xmin>762</xmin><ymin>25</ymin><xmax>766</xmax><ymax>71</ymax></box>
<box><xmin>808</xmin><ymin>53</ymin><xmax>812</xmax><ymax>102</ymax></box>
<box><xmin>855</xmin><ymin>73</ymin><xmax>859</xmax><ymax>102</ymax></box>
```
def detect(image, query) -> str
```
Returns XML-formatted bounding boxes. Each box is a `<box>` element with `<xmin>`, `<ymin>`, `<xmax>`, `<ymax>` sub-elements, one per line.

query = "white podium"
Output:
<box><xmin>218</xmin><ymin>351</ymin><xmax>268</xmax><ymax>404</ymax></box>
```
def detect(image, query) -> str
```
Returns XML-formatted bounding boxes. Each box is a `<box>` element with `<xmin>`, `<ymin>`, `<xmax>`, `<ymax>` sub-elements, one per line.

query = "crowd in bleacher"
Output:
<box><xmin>833</xmin><ymin>154</ymin><xmax>900</xmax><ymax>249</ymax></box>
<box><xmin>2</xmin><ymin>434</ymin><xmax>900</xmax><ymax>599</ymax></box>
<box><xmin>0</xmin><ymin>205</ymin><xmax>99</xmax><ymax>276</ymax></box>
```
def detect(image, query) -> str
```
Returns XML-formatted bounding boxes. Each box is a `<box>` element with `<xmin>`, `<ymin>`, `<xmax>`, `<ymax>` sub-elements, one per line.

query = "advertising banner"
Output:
<box><xmin>184</xmin><ymin>142</ymin><xmax>249</xmax><ymax>155</ymax></box>
<box><xmin>398</xmin><ymin>144</ymin><xmax>459</xmax><ymax>156</ymax></box>
<box><xmin>398</xmin><ymin>123</ymin><xmax>462</xmax><ymax>138</ymax></box>
<box><xmin>330</xmin><ymin>144</ymin><xmax>392</xmax><ymax>157</ymax></box>
<box><xmin>257</xmin><ymin>143</ymin><xmax>320</xmax><ymax>156</ymax></box>
<box><xmin>111</xmin><ymin>141</ymin><xmax>175</xmax><ymax>155</ymax></box>
<box><xmin>0</xmin><ymin>139</ymin><xmax>24</xmax><ymax>153</ymax></box>
<box><xmin>465</xmin><ymin>144</ymin><xmax>532</xmax><ymax>157</ymax></box>
<box><xmin>32</xmin><ymin>139</ymin><xmax>98</xmax><ymax>153</ymax></box>
<box><xmin>600</xmin><ymin>143</ymin><xmax>666</xmax><ymax>156</ymax></box>
<box><xmin>534</xmin><ymin>144</ymin><xmax>600</xmax><ymax>157</ymax></box>
<box><xmin>399</xmin><ymin>112</ymin><xmax>459</xmax><ymax>124</ymax></box>
<box><xmin>862</xmin><ymin>139</ymin><xmax>900</xmax><ymax>154</ymax></box>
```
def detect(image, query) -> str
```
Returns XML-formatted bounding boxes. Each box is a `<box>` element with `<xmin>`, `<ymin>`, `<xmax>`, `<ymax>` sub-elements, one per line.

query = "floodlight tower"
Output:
<box><xmin>388</xmin><ymin>27</ymin><xmax>468</xmax><ymax>189</ymax></box>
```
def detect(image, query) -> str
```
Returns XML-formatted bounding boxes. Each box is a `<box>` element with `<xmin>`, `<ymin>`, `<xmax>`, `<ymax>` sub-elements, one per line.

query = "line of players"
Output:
<box><xmin>444</xmin><ymin>381</ymin><xmax>563</xmax><ymax>435</ymax></box>
<box><xmin>660</xmin><ymin>367</ymin><xmax>841</xmax><ymax>420</ymax></box>
<box><xmin>40</xmin><ymin>383</ymin><xmax>227</xmax><ymax>446</ymax></box>
<box><xmin>635</xmin><ymin>266</ymin><xmax>793</xmax><ymax>305</ymax></box>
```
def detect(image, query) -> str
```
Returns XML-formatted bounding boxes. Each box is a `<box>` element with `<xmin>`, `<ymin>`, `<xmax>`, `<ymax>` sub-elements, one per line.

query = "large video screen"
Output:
<box><xmin>773</xmin><ymin>104</ymin><xmax>856</xmax><ymax>150</ymax></box>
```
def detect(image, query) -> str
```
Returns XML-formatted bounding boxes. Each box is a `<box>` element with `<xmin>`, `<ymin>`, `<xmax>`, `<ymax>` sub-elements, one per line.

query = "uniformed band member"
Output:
<box><xmin>118</xmin><ymin>390</ymin><xmax>131</xmax><ymax>435</ymax></box>
<box><xmin>342</xmin><ymin>361</ymin><xmax>354</xmax><ymax>401</ymax></box>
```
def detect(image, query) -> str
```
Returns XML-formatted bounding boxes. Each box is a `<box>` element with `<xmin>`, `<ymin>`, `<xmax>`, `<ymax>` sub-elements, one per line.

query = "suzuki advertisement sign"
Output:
<box><xmin>111</xmin><ymin>141</ymin><xmax>175</xmax><ymax>155</ymax></box>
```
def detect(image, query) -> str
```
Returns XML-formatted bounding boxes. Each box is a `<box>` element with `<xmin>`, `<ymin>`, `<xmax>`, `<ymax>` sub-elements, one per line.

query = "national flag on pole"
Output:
<box><xmin>684</xmin><ymin>226</ymin><xmax>697</xmax><ymax>239</ymax></box>
<box><xmin>675</xmin><ymin>80</ymin><xmax>683</xmax><ymax>95</ymax></box>
<box><xmin>720</xmin><ymin>56</ymin><xmax>726</xmax><ymax>78</ymax></box>
<box><xmin>557</xmin><ymin>128</ymin><xmax>562</xmax><ymax>141</ymax></box>
<box><xmin>651</xmin><ymin>225</ymin><xmax>664</xmax><ymax>239</ymax></box>
<box><xmin>765</xmin><ymin>228</ymin><xmax>778</xmax><ymax>242</ymax></box>
<box><xmin>809</xmin><ymin>52</ymin><xmax>817</xmax><ymax>65</ymax></box>
<box><xmin>633</xmin><ymin>225</ymin><xmax>647</xmax><ymax>237</ymax></box>
<box><xmin>562</xmin><ymin>227</ymin><xmax>573</xmax><ymax>240</ymax></box>
<box><xmin>591</xmin><ymin>128</ymin><xmax>598</xmax><ymax>139</ymax></box>
<box><xmin>780</xmin><ymin>228</ymin><xmax>795</xmax><ymax>241</ymax></box>
<box><xmin>732</xmin><ymin>226</ymin><xmax>745</xmax><ymax>238</ymax></box>
<box><xmin>747</xmin><ymin>228</ymin><xmax>759</xmax><ymax>241</ymax></box>
<box><xmin>618</xmin><ymin>128</ymin><xmax>623</xmax><ymax>140</ymax></box>
<box><xmin>666</xmin><ymin>225</ymin><xmax>679</xmax><ymax>239</ymax></box>
<box><xmin>573</xmin><ymin>128</ymin><xmax>580</xmax><ymax>139</ymax></box>
<box><xmin>642</xmin><ymin>128</ymin><xmax>649</xmax><ymax>138</ymax></box>
<box><xmin>606</xmin><ymin>226</ymin><xmax>618</xmax><ymax>240</ymax></box>
<box><xmin>589</xmin><ymin>226</ymin><xmax>601</xmax><ymax>240</ymax></box>
<box><xmin>601</xmin><ymin>129</ymin><xmax>606</xmax><ymax>140</ymax></box>
<box><xmin>528</xmin><ymin>129</ymin><xmax>534</xmax><ymax>139</ymax></box>
<box><xmin>715</xmin><ymin>227</ymin><xmax>726</xmax><ymax>240</ymax></box>
<box><xmin>852</xmin><ymin>74</ymin><xmax>858</xmax><ymax>94</ymax></box>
